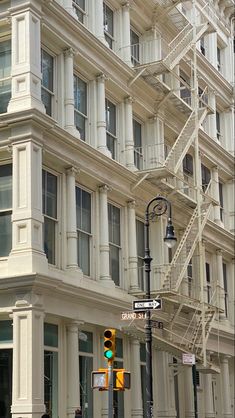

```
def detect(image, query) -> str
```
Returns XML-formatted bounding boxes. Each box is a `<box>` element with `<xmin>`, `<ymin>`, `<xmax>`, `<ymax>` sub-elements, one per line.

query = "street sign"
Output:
<box><xmin>121</xmin><ymin>311</ymin><xmax>146</xmax><ymax>320</ymax></box>
<box><xmin>150</xmin><ymin>319</ymin><xmax>164</xmax><ymax>329</ymax></box>
<box><xmin>182</xmin><ymin>353</ymin><xmax>196</xmax><ymax>365</ymax></box>
<box><xmin>132</xmin><ymin>298</ymin><xmax>162</xmax><ymax>311</ymax></box>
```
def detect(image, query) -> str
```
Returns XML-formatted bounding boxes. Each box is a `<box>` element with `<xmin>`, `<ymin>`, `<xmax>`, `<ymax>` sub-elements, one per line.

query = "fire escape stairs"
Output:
<box><xmin>188</xmin><ymin>308</ymin><xmax>216</xmax><ymax>355</ymax></box>
<box><xmin>164</xmin><ymin>107</ymin><xmax>207</xmax><ymax>174</ymax></box>
<box><xmin>161</xmin><ymin>202</ymin><xmax>212</xmax><ymax>292</ymax></box>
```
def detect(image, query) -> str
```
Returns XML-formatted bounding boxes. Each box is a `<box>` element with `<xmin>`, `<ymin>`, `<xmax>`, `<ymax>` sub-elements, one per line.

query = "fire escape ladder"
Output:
<box><xmin>188</xmin><ymin>308</ymin><xmax>216</xmax><ymax>356</ymax></box>
<box><xmin>163</xmin><ymin>22</ymin><xmax>209</xmax><ymax>70</ymax></box>
<box><xmin>161</xmin><ymin>202</ymin><xmax>212</xmax><ymax>291</ymax></box>
<box><xmin>164</xmin><ymin>107</ymin><xmax>207</xmax><ymax>174</ymax></box>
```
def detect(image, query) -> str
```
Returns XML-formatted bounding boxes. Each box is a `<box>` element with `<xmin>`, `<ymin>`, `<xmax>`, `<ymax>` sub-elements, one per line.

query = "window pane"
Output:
<box><xmin>0</xmin><ymin>165</ymin><xmax>12</xmax><ymax>210</ymax></box>
<box><xmin>0</xmin><ymin>40</ymin><xmax>11</xmax><ymax>78</ymax></box>
<box><xmin>42</xmin><ymin>170</ymin><xmax>57</xmax><ymax>219</ymax></box>
<box><xmin>76</xmin><ymin>188</ymin><xmax>91</xmax><ymax>233</ymax></box>
<box><xmin>73</xmin><ymin>0</ymin><xmax>85</xmax><ymax>22</ymax></box>
<box><xmin>133</xmin><ymin>119</ymin><xmax>142</xmax><ymax>148</ymax></box>
<box><xmin>41</xmin><ymin>88</ymin><xmax>52</xmax><ymax>116</ymax></box>
<box><xmin>0</xmin><ymin>213</ymin><xmax>12</xmax><ymax>257</ymax></box>
<box><xmin>74</xmin><ymin>76</ymin><xmax>87</xmax><ymax>115</ymax></box>
<box><xmin>42</xmin><ymin>50</ymin><xmax>53</xmax><ymax>91</ymax></box>
<box><xmin>136</xmin><ymin>220</ymin><xmax>144</xmax><ymax>257</ymax></box>
<box><xmin>0</xmin><ymin>321</ymin><xmax>13</xmax><ymax>343</ymax></box>
<box><xmin>109</xmin><ymin>244</ymin><xmax>120</xmax><ymax>286</ymax></box>
<box><xmin>44</xmin><ymin>351</ymin><xmax>58</xmax><ymax>418</ymax></box>
<box><xmin>106</xmin><ymin>133</ymin><xmax>116</xmax><ymax>159</ymax></box>
<box><xmin>44</xmin><ymin>217</ymin><xmax>56</xmax><ymax>264</ymax></box>
<box><xmin>105</xmin><ymin>99</ymin><xmax>116</xmax><ymax>135</ymax></box>
<box><xmin>79</xmin><ymin>356</ymin><xmax>93</xmax><ymax>418</ymax></box>
<box><xmin>44</xmin><ymin>323</ymin><xmax>58</xmax><ymax>347</ymax></box>
<box><xmin>79</xmin><ymin>330</ymin><xmax>93</xmax><ymax>353</ymax></box>
<box><xmin>103</xmin><ymin>3</ymin><xmax>113</xmax><ymax>36</ymax></box>
<box><xmin>0</xmin><ymin>349</ymin><xmax>12</xmax><ymax>418</ymax></box>
<box><xmin>108</xmin><ymin>204</ymin><xmax>120</xmax><ymax>245</ymax></box>
<box><xmin>0</xmin><ymin>80</ymin><xmax>11</xmax><ymax>114</ymax></box>
<box><xmin>78</xmin><ymin>232</ymin><xmax>90</xmax><ymax>276</ymax></box>
<box><xmin>75</xmin><ymin>111</ymin><xmax>86</xmax><ymax>140</ymax></box>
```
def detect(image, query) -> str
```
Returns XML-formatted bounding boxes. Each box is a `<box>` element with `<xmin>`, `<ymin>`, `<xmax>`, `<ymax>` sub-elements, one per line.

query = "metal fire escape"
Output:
<box><xmin>128</xmin><ymin>1</ymin><xmax>221</xmax><ymax>372</ymax></box>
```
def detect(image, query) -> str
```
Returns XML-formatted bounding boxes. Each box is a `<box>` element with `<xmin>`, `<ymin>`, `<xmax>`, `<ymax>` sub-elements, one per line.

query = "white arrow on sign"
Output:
<box><xmin>132</xmin><ymin>298</ymin><xmax>162</xmax><ymax>311</ymax></box>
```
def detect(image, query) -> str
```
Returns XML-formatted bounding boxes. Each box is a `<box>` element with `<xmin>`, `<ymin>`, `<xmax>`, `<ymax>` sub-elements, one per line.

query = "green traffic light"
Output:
<box><xmin>104</xmin><ymin>349</ymin><xmax>113</xmax><ymax>359</ymax></box>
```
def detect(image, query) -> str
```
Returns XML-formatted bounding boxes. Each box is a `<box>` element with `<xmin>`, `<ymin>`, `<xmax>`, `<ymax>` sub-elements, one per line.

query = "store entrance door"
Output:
<box><xmin>0</xmin><ymin>349</ymin><xmax>12</xmax><ymax>418</ymax></box>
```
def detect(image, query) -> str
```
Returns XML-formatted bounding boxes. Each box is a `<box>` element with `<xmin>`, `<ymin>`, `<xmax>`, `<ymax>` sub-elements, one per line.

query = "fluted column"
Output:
<box><xmin>127</xmin><ymin>201</ymin><xmax>139</xmax><ymax>292</ymax></box>
<box><xmin>67</xmin><ymin>321</ymin><xmax>83</xmax><ymax>418</ymax></box>
<box><xmin>216</xmin><ymin>249</ymin><xmax>226</xmax><ymax>319</ymax></box>
<box><xmin>64</xmin><ymin>48</ymin><xmax>79</xmax><ymax>137</ymax></box>
<box><xmin>211</xmin><ymin>166</ymin><xmax>223</xmax><ymax>226</ymax></box>
<box><xmin>184</xmin><ymin>366</ymin><xmax>194</xmax><ymax>418</ymax></box>
<box><xmin>11</xmin><ymin>296</ymin><xmax>44</xmax><ymax>418</ymax></box>
<box><xmin>99</xmin><ymin>185</ymin><xmax>113</xmax><ymax>285</ymax></box>
<box><xmin>204</xmin><ymin>374</ymin><xmax>215</xmax><ymax>418</ymax></box>
<box><xmin>122</xmin><ymin>2</ymin><xmax>131</xmax><ymax>65</ymax></box>
<box><xmin>8</xmin><ymin>1</ymin><xmax>44</xmax><ymax>113</ymax></box>
<box><xmin>66</xmin><ymin>167</ymin><xmax>79</xmax><ymax>269</ymax></box>
<box><xmin>125</xmin><ymin>96</ymin><xmax>135</xmax><ymax>170</ymax></box>
<box><xmin>97</xmin><ymin>74</ymin><xmax>111</xmax><ymax>157</ymax></box>
<box><xmin>131</xmin><ymin>339</ymin><xmax>143</xmax><ymax>418</ymax></box>
<box><xmin>220</xmin><ymin>356</ymin><xmax>232</xmax><ymax>418</ymax></box>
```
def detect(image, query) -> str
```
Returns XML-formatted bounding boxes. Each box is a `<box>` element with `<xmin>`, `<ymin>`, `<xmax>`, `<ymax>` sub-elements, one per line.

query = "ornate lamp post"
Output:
<box><xmin>144</xmin><ymin>196</ymin><xmax>177</xmax><ymax>418</ymax></box>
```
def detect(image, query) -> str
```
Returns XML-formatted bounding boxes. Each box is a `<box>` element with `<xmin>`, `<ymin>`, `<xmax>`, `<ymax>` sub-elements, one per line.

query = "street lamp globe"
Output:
<box><xmin>164</xmin><ymin>222</ymin><xmax>177</xmax><ymax>249</ymax></box>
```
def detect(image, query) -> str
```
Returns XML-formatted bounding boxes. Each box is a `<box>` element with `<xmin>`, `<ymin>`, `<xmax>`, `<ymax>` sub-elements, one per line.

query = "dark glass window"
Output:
<box><xmin>0</xmin><ymin>164</ymin><xmax>12</xmax><ymax>257</ymax></box>
<box><xmin>136</xmin><ymin>219</ymin><xmax>145</xmax><ymax>290</ymax></box>
<box><xmin>130</xmin><ymin>29</ymin><xmax>140</xmax><ymax>66</ymax></box>
<box><xmin>201</xmin><ymin>164</ymin><xmax>211</xmax><ymax>192</ymax></box>
<box><xmin>73</xmin><ymin>0</ymin><xmax>86</xmax><ymax>23</ymax></box>
<box><xmin>76</xmin><ymin>187</ymin><xmax>91</xmax><ymax>276</ymax></box>
<box><xmin>103</xmin><ymin>3</ymin><xmax>114</xmax><ymax>49</ymax></box>
<box><xmin>74</xmin><ymin>75</ymin><xmax>87</xmax><ymax>140</ymax></box>
<box><xmin>0</xmin><ymin>40</ymin><xmax>11</xmax><ymax>113</ymax></box>
<box><xmin>105</xmin><ymin>99</ymin><xmax>116</xmax><ymax>159</ymax></box>
<box><xmin>42</xmin><ymin>170</ymin><xmax>57</xmax><ymax>264</ymax></box>
<box><xmin>183</xmin><ymin>154</ymin><xmax>193</xmax><ymax>175</ymax></box>
<box><xmin>41</xmin><ymin>50</ymin><xmax>54</xmax><ymax>116</ymax></box>
<box><xmin>44</xmin><ymin>323</ymin><xmax>58</xmax><ymax>347</ymax></box>
<box><xmin>108</xmin><ymin>203</ymin><xmax>120</xmax><ymax>285</ymax></box>
<box><xmin>133</xmin><ymin>119</ymin><xmax>143</xmax><ymax>169</ymax></box>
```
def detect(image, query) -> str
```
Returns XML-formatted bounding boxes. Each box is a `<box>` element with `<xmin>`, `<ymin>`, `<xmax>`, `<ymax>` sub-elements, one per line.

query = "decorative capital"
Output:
<box><xmin>66</xmin><ymin>166</ymin><xmax>80</xmax><ymax>177</ymax></box>
<box><xmin>96</xmin><ymin>73</ymin><xmax>108</xmax><ymax>83</ymax></box>
<box><xmin>216</xmin><ymin>249</ymin><xmax>223</xmax><ymax>256</ymax></box>
<box><xmin>125</xmin><ymin>95</ymin><xmax>134</xmax><ymax>105</ymax></box>
<box><xmin>127</xmin><ymin>200</ymin><xmax>136</xmax><ymax>209</ymax></box>
<box><xmin>99</xmin><ymin>184</ymin><xmax>111</xmax><ymax>194</ymax></box>
<box><xmin>64</xmin><ymin>47</ymin><xmax>76</xmax><ymax>58</ymax></box>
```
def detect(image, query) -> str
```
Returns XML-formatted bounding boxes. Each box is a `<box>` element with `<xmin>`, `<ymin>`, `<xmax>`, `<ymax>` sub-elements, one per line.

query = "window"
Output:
<box><xmin>136</xmin><ymin>220</ymin><xmax>145</xmax><ymax>290</ymax></box>
<box><xmin>219</xmin><ymin>182</ymin><xmax>224</xmax><ymax>222</ymax></box>
<box><xmin>113</xmin><ymin>338</ymin><xmax>124</xmax><ymax>418</ymax></box>
<box><xmin>217</xmin><ymin>47</ymin><xmax>221</xmax><ymax>72</ymax></box>
<box><xmin>74</xmin><ymin>75</ymin><xmax>87</xmax><ymax>140</ymax></box>
<box><xmin>130</xmin><ymin>29</ymin><xmax>140</xmax><ymax>66</ymax></box>
<box><xmin>0</xmin><ymin>349</ymin><xmax>12</xmax><ymax>418</ymax></box>
<box><xmin>76</xmin><ymin>187</ymin><xmax>91</xmax><ymax>276</ymax></box>
<box><xmin>105</xmin><ymin>99</ymin><xmax>117</xmax><ymax>159</ymax></box>
<box><xmin>187</xmin><ymin>261</ymin><xmax>193</xmax><ymax>297</ymax></box>
<box><xmin>0</xmin><ymin>40</ymin><xmax>11</xmax><ymax>113</ymax></box>
<box><xmin>200</xmin><ymin>37</ymin><xmax>205</xmax><ymax>56</ymax></box>
<box><xmin>133</xmin><ymin>119</ymin><xmax>143</xmax><ymax>169</ymax></box>
<box><xmin>103</xmin><ymin>3</ymin><xmax>114</xmax><ymax>49</ymax></box>
<box><xmin>0</xmin><ymin>164</ymin><xmax>12</xmax><ymax>257</ymax></box>
<box><xmin>205</xmin><ymin>262</ymin><xmax>211</xmax><ymax>303</ymax></box>
<box><xmin>216</xmin><ymin>111</ymin><xmax>221</xmax><ymax>141</ymax></box>
<box><xmin>73</xmin><ymin>0</ymin><xmax>86</xmax><ymax>23</ymax></box>
<box><xmin>108</xmin><ymin>203</ymin><xmax>121</xmax><ymax>286</ymax></box>
<box><xmin>44</xmin><ymin>323</ymin><xmax>58</xmax><ymax>418</ymax></box>
<box><xmin>183</xmin><ymin>154</ymin><xmax>193</xmax><ymax>175</ymax></box>
<box><xmin>201</xmin><ymin>164</ymin><xmax>211</xmax><ymax>192</ymax></box>
<box><xmin>222</xmin><ymin>263</ymin><xmax>228</xmax><ymax>317</ymax></box>
<box><xmin>42</xmin><ymin>170</ymin><xmax>57</xmax><ymax>265</ymax></box>
<box><xmin>180</xmin><ymin>71</ymin><xmax>191</xmax><ymax>105</ymax></box>
<box><xmin>41</xmin><ymin>50</ymin><xmax>54</xmax><ymax>116</ymax></box>
<box><xmin>79</xmin><ymin>331</ymin><xmax>93</xmax><ymax>418</ymax></box>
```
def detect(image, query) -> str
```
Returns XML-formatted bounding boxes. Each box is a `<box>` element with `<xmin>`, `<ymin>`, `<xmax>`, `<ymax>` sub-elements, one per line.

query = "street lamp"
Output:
<box><xmin>144</xmin><ymin>196</ymin><xmax>177</xmax><ymax>418</ymax></box>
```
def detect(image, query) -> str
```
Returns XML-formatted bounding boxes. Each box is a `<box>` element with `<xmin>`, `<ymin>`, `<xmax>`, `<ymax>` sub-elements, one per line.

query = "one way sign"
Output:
<box><xmin>132</xmin><ymin>298</ymin><xmax>162</xmax><ymax>311</ymax></box>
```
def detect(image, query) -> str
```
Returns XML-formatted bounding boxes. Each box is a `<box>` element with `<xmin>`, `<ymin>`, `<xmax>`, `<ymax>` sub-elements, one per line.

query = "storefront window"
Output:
<box><xmin>0</xmin><ymin>349</ymin><xmax>12</xmax><ymax>418</ymax></box>
<box><xmin>44</xmin><ymin>323</ymin><xmax>58</xmax><ymax>418</ymax></box>
<box><xmin>79</xmin><ymin>331</ymin><xmax>93</xmax><ymax>418</ymax></box>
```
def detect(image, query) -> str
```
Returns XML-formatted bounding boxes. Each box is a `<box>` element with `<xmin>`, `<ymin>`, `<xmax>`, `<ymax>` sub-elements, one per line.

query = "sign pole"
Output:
<box><xmin>192</xmin><ymin>364</ymin><xmax>198</xmax><ymax>418</ymax></box>
<box><xmin>108</xmin><ymin>361</ymin><xmax>113</xmax><ymax>418</ymax></box>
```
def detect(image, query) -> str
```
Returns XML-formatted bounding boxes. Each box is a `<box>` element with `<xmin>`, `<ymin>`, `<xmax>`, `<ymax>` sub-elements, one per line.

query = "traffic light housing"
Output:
<box><xmin>114</xmin><ymin>370</ymin><xmax>131</xmax><ymax>390</ymax></box>
<box><xmin>103</xmin><ymin>328</ymin><xmax>116</xmax><ymax>361</ymax></box>
<box><xmin>91</xmin><ymin>369</ymin><xmax>108</xmax><ymax>389</ymax></box>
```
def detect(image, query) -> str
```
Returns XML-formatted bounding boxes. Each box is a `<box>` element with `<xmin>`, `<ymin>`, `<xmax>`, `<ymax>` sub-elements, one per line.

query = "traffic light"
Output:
<box><xmin>91</xmin><ymin>369</ymin><xmax>108</xmax><ymax>389</ymax></box>
<box><xmin>114</xmin><ymin>370</ymin><xmax>131</xmax><ymax>390</ymax></box>
<box><xmin>103</xmin><ymin>328</ymin><xmax>116</xmax><ymax>361</ymax></box>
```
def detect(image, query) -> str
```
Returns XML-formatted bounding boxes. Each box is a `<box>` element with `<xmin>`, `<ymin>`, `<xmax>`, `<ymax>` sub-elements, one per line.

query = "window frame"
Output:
<box><xmin>42</xmin><ymin>168</ymin><xmax>58</xmax><ymax>266</ymax></box>
<box><xmin>130</xmin><ymin>28</ymin><xmax>140</xmax><ymax>66</ymax></box>
<box><xmin>205</xmin><ymin>262</ymin><xmax>211</xmax><ymax>303</ymax></box>
<box><xmin>136</xmin><ymin>218</ymin><xmax>145</xmax><ymax>290</ymax></box>
<box><xmin>108</xmin><ymin>202</ymin><xmax>121</xmax><ymax>286</ymax></box>
<box><xmin>0</xmin><ymin>38</ymin><xmax>11</xmax><ymax>114</ymax></box>
<box><xmin>222</xmin><ymin>262</ymin><xmax>228</xmax><ymax>317</ymax></box>
<box><xmin>201</xmin><ymin>164</ymin><xmax>211</xmax><ymax>193</ymax></box>
<box><xmin>41</xmin><ymin>48</ymin><xmax>55</xmax><ymax>117</ymax></box>
<box><xmin>183</xmin><ymin>154</ymin><xmax>193</xmax><ymax>176</ymax></box>
<box><xmin>79</xmin><ymin>330</ymin><xmax>94</xmax><ymax>418</ymax></box>
<box><xmin>74</xmin><ymin>73</ymin><xmax>88</xmax><ymax>141</ymax></box>
<box><xmin>76</xmin><ymin>185</ymin><xmax>92</xmax><ymax>276</ymax></box>
<box><xmin>72</xmin><ymin>0</ymin><xmax>86</xmax><ymax>23</ymax></box>
<box><xmin>133</xmin><ymin>118</ymin><xmax>143</xmax><ymax>170</ymax></box>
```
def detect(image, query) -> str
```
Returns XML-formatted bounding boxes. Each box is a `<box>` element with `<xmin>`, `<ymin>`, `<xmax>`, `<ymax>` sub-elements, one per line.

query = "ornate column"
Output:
<box><xmin>125</xmin><ymin>96</ymin><xmax>135</xmax><ymax>170</ymax></box>
<box><xmin>67</xmin><ymin>321</ymin><xmax>83</xmax><ymax>418</ymax></box>
<box><xmin>131</xmin><ymin>339</ymin><xmax>143</xmax><ymax>418</ymax></box>
<box><xmin>11</xmin><ymin>294</ymin><xmax>45</xmax><ymax>418</ymax></box>
<box><xmin>8</xmin><ymin>1</ymin><xmax>44</xmax><ymax>113</ymax></box>
<box><xmin>204</xmin><ymin>374</ymin><xmax>215</xmax><ymax>418</ymax></box>
<box><xmin>64</xmin><ymin>48</ymin><xmax>79</xmax><ymax>137</ymax></box>
<box><xmin>211</xmin><ymin>166</ymin><xmax>223</xmax><ymax>226</ymax></box>
<box><xmin>122</xmin><ymin>2</ymin><xmax>131</xmax><ymax>65</ymax></box>
<box><xmin>66</xmin><ymin>167</ymin><xmax>79</xmax><ymax>269</ymax></box>
<box><xmin>127</xmin><ymin>201</ymin><xmax>139</xmax><ymax>292</ymax></box>
<box><xmin>96</xmin><ymin>74</ymin><xmax>111</xmax><ymax>157</ymax></box>
<box><xmin>216</xmin><ymin>249</ymin><xmax>226</xmax><ymax>319</ymax></box>
<box><xmin>8</xmin><ymin>134</ymin><xmax>47</xmax><ymax>274</ymax></box>
<box><xmin>99</xmin><ymin>185</ymin><xmax>113</xmax><ymax>285</ymax></box>
<box><xmin>184</xmin><ymin>366</ymin><xmax>194</xmax><ymax>418</ymax></box>
<box><xmin>220</xmin><ymin>356</ymin><xmax>232</xmax><ymax>418</ymax></box>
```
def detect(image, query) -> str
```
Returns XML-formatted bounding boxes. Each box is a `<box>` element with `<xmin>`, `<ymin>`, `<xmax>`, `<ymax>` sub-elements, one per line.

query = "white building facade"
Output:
<box><xmin>0</xmin><ymin>1</ymin><xmax>234</xmax><ymax>418</ymax></box>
